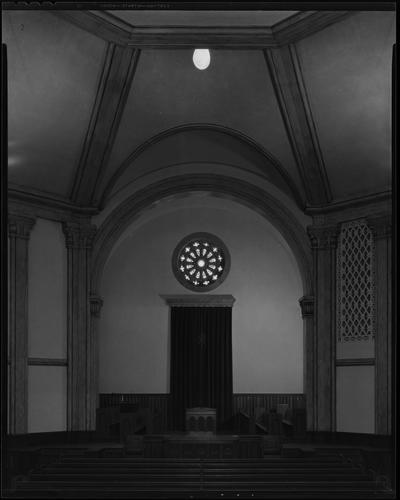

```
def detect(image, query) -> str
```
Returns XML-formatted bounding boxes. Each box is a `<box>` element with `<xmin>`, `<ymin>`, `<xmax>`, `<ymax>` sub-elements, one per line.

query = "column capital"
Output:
<box><xmin>90</xmin><ymin>295</ymin><xmax>104</xmax><ymax>317</ymax></box>
<box><xmin>367</xmin><ymin>215</ymin><xmax>392</xmax><ymax>240</ymax></box>
<box><xmin>307</xmin><ymin>224</ymin><xmax>339</xmax><ymax>249</ymax></box>
<box><xmin>8</xmin><ymin>214</ymin><xmax>36</xmax><ymax>239</ymax></box>
<box><xmin>62</xmin><ymin>222</ymin><xmax>97</xmax><ymax>249</ymax></box>
<box><xmin>299</xmin><ymin>295</ymin><xmax>314</xmax><ymax>318</ymax></box>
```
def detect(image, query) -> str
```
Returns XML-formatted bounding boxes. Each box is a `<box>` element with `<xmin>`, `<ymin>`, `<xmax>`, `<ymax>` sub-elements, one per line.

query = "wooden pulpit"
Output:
<box><xmin>186</xmin><ymin>407</ymin><xmax>216</xmax><ymax>435</ymax></box>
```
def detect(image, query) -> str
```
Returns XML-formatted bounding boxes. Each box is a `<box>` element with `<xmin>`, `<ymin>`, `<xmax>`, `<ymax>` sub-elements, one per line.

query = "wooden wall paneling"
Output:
<box><xmin>98</xmin><ymin>393</ymin><xmax>305</xmax><ymax>434</ymax></box>
<box><xmin>233</xmin><ymin>393</ymin><xmax>305</xmax><ymax>417</ymax></box>
<box><xmin>98</xmin><ymin>394</ymin><xmax>171</xmax><ymax>433</ymax></box>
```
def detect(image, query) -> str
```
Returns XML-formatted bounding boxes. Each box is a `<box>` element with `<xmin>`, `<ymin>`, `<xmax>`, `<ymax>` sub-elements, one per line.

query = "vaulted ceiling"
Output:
<box><xmin>3</xmin><ymin>7</ymin><xmax>395</xmax><ymax>212</ymax></box>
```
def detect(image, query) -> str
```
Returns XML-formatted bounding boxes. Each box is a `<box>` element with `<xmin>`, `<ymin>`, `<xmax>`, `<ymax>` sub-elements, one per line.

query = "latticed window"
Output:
<box><xmin>337</xmin><ymin>219</ymin><xmax>375</xmax><ymax>342</ymax></box>
<box><xmin>172</xmin><ymin>233</ymin><xmax>230</xmax><ymax>292</ymax></box>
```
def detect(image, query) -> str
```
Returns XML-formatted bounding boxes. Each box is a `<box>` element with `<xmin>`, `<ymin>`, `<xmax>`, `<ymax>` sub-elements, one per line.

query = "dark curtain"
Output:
<box><xmin>170</xmin><ymin>306</ymin><xmax>233</xmax><ymax>431</ymax></box>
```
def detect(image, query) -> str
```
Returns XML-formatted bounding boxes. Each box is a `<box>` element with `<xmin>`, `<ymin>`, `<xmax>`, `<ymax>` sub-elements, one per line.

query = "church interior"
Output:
<box><xmin>2</xmin><ymin>3</ymin><xmax>396</xmax><ymax>498</ymax></box>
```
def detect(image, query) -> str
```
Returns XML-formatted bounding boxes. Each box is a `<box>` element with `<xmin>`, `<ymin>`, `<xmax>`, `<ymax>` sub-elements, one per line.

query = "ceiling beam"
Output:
<box><xmin>53</xmin><ymin>11</ymin><xmax>131</xmax><ymax>46</ymax></box>
<box><xmin>52</xmin><ymin>11</ymin><xmax>354</xmax><ymax>48</ymax></box>
<box><xmin>264</xmin><ymin>44</ymin><xmax>332</xmax><ymax>206</ymax></box>
<box><xmin>71</xmin><ymin>44</ymin><xmax>140</xmax><ymax>206</ymax></box>
<box><xmin>272</xmin><ymin>11</ymin><xmax>352</xmax><ymax>45</ymax></box>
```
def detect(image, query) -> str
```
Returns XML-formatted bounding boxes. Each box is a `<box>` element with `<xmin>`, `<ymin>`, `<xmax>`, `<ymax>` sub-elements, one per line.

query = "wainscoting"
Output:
<box><xmin>99</xmin><ymin>394</ymin><xmax>170</xmax><ymax>432</ymax></box>
<box><xmin>99</xmin><ymin>393</ymin><xmax>304</xmax><ymax>412</ymax></box>
<box><xmin>233</xmin><ymin>393</ymin><xmax>305</xmax><ymax>416</ymax></box>
<box><xmin>99</xmin><ymin>394</ymin><xmax>166</xmax><ymax>408</ymax></box>
<box><xmin>98</xmin><ymin>393</ymin><xmax>306</xmax><ymax>434</ymax></box>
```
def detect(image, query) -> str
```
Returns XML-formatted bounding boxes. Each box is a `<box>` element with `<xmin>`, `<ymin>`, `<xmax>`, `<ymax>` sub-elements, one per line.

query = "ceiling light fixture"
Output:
<box><xmin>193</xmin><ymin>49</ymin><xmax>210</xmax><ymax>70</ymax></box>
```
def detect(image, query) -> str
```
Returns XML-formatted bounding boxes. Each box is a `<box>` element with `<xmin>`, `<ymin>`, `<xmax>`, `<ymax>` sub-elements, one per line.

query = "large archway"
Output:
<box><xmin>92</xmin><ymin>173</ymin><xmax>312</xmax><ymax>295</ymax></box>
<box><xmin>91</xmin><ymin>173</ymin><xmax>314</xmax><ymax>429</ymax></box>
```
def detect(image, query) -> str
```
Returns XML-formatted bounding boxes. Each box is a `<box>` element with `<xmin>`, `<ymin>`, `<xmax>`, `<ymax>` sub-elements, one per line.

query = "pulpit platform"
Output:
<box><xmin>125</xmin><ymin>408</ymin><xmax>282</xmax><ymax>458</ymax></box>
<box><xmin>127</xmin><ymin>433</ymin><xmax>262</xmax><ymax>459</ymax></box>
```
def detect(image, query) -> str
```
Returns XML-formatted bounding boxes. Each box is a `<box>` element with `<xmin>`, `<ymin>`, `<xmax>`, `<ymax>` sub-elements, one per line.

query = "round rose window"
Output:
<box><xmin>172</xmin><ymin>232</ymin><xmax>230</xmax><ymax>292</ymax></box>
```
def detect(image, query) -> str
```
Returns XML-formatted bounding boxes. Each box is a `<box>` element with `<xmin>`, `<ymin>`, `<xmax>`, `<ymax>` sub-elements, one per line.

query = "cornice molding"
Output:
<box><xmin>272</xmin><ymin>11</ymin><xmax>353</xmax><ymax>45</ymax></box>
<box><xmin>4</xmin><ymin>1</ymin><xmax>394</xmax><ymax>9</ymax></box>
<box><xmin>52</xmin><ymin>11</ymin><xmax>354</xmax><ymax>48</ymax></box>
<box><xmin>305</xmin><ymin>191</ymin><xmax>392</xmax><ymax>216</ymax></box>
<box><xmin>309</xmin><ymin>193</ymin><xmax>392</xmax><ymax>229</ymax></box>
<box><xmin>9</xmin><ymin>185</ymin><xmax>98</xmax><ymax>222</ymax></box>
<box><xmin>160</xmin><ymin>294</ymin><xmax>236</xmax><ymax>307</ymax></box>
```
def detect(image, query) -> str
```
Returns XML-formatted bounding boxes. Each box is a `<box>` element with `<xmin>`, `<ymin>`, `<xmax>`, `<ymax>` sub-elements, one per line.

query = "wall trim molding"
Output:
<box><xmin>336</xmin><ymin>358</ymin><xmax>375</xmax><ymax>367</ymax></box>
<box><xmin>51</xmin><ymin>11</ymin><xmax>355</xmax><ymax>48</ymax></box>
<box><xmin>160</xmin><ymin>294</ymin><xmax>236</xmax><ymax>307</ymax></box>
<box><xmin>8</xmin><ymin>184</ymin><xmax>97</xmax><ymax>222</ymax></box>
<box><xmin>28</xmin><ymin>358</ymin><xmax>68</xmax><ymax>367</ymax></box>
<box><xmin>305</xmin><ymin>191</ymin><xmax>392</xmax><ymax>216</ymax></box>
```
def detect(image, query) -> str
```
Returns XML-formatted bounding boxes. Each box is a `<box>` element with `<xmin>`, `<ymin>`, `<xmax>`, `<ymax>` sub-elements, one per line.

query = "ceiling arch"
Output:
<box><xmin>99</xmin><ymin>123</ymin><xmax>306</xmax><ymax>209</ymax></box>
<box><xmin>4</xmin><ymin>8</ymin><xmax>394</xmax><ymax>213</ymax></box>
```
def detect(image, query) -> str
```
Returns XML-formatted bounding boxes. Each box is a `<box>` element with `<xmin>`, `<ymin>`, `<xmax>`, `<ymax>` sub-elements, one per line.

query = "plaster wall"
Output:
<box><xmin>27</xmin><ymin>218</ymin><xmax>67</xmax><ymax>432</ymax></box>
<box><xmin>98</xmin><ymin>196</ymin><xmax>304</xmax><ymax>394</ymax></box>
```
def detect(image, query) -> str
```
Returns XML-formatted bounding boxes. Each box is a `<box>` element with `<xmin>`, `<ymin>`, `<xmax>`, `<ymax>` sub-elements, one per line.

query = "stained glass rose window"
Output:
<box><xmin>172</xmin><ymin>233</ymin><xmax>230</xmax><ymax>292</ymax></box>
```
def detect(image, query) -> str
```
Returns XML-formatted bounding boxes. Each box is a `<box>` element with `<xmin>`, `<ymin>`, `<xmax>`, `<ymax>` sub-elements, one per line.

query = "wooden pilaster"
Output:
<box><xmin>299</xmin><ymin>295</ymin><xmax>315</xmax><ymax>431</ymax></box>
<box><xmin>89</xmin><ymin>294</ymin><xmax>103</xmax><ymax>430</ymax></box>
<box><xmin>8</xmin><ymin>214</ymin><xmax>36</xmax><ymax>434</ymax></box>
<box><xmin>368</xmin><ymin>215</ymin><xmax>392</xmax><ymax>435</ymax></box>
<box><xmin>307</xmin><ymin>225</ymin><xmax>339</xmax><ymax>432</ymax></box>
<box><xmin>63</xmin><ymin>222</ymin><xmax>96</xmax><ymax>431</ymax></box>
